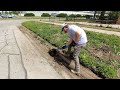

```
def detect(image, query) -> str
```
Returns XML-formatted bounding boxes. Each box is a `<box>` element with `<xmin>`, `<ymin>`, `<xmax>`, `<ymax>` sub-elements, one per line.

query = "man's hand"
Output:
<box><xmin>62</xmin><ymin>45</ymin><xmax>69</xmax><ymax>49</ymax></box>
<box><xmin>71</xmin><ymin>41</ymin><xmax>77</xmax><ymax>46</ymax></box>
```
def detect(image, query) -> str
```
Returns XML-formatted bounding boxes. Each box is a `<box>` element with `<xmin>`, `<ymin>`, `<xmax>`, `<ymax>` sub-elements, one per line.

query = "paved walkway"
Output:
<box><xmin>0</xmin><ymin>20</ymin><xmax>63</xmax><ymax>79</ymax></box>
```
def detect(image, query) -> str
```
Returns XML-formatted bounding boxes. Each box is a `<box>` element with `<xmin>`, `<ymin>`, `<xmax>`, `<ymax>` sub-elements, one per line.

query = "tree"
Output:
<box><xmin>116</xmin><ymin>15</ymin><xmax>120</xmax><ymax>24</ymax></box>
<box><xmin>5</xmin><ymin>11</ymin><xmax>9</xmax><ymax>14</ymax></box>
<box><xmin>69</xmin><ymin>14</ymin><xmax>76</xmax><ymax>17</ymax></box>
<box><xmin>76</xmin><ymin>14</ymin><xmax>81</xmax><ymax>17</ymax></box>
<box><xmin>24</xmin><ymin>13</ymin><xmax>35</xmax><ymax>17</ymax></box>
<box><xmin>107</xmin><ymin>11</ymin><xmax>120</xmax><ymax>24</ymax></box>
<box><xmin>108</xmin><ymin>11</ymin><xmax>120</xmax><ymax>20</ymax></box>
<box><xmin>2</xmin><ymin>11</ymin><xmax>4</xmax><ymax>14</ymax></box>
<box><xmin>12</xmin><ymin>11</ymin><xmax>21</xmax><ymax>15</ymax></box>
<box><xmin>9</xmin><ymin>11</ymin><xmax>13</xmax><ymax>15</ymax></box>
<box><xmin>93</xmin><ymin>11</ymin><xmax>97</xmax><ymax>20</ymax></box>
<box><xmin>85</xmin><ymin>15</ymin><xmax>92</xmax><ymax>19</ymax></box>
<box><xmin>56</xmin><ymin>13</ymin><xmax>67</xmax><ymax>17</ymax></box>
<box><xmin>99</xmin><ymin>11</ymin><xmax>106</xmax><ymax>20</ymax></box>
<box><xmin>68</xmin><ymin>14</ymin><xmax>76</xmax><ymax>22</ymax></box>
<box><xmin>41</xmin><ymin>13</ymin><xmax>51</xmax><ymax>17</ymax></box>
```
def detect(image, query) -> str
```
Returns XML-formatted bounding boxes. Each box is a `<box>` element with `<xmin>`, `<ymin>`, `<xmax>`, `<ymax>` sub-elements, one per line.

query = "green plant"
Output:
<box><xmin>41</xmin><ymin>13</ymin><xmax>51</xmax><ymax>17</ymax></box>
<box><xmin>24</xmin><ymin>13</ymin><xmax>35</xmax><ymax>17</ymax></box>
<box><xmin>96</xmin><ymin>62</ymin><xmax>117</xmax><ymax>78</ymax></box>
<box><xmin>56</xmin><ymin>13</ymin><xmax>68</xmax><ymax>17</ymax></box>
<box><xmin>22</xmin><ymin>21</ymin><xmax>120</xmax><ymax>78</ymax></box>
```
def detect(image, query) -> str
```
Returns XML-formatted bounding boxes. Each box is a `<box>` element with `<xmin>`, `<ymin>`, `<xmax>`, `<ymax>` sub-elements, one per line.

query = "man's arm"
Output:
<box><xmin>75</xmin><ymin>31</ymin><xmax>80</xmax><ymax>44</ymax></box>
<box><xmin>62</xmin><ymin>38</ymin><xmax>72</xmax><ymax>49</ymax></box>
<box><xmin>67</xmin><ymin>38</ymin><xmax>73</xmax><ymax>45</ymax></box>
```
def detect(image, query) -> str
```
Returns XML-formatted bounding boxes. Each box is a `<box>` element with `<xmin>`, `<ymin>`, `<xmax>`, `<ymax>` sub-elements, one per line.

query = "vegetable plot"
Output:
<box><xmin>22</xmin><ymin>21</ymin><xmax>120</xmax><ymax>79</ymax></box>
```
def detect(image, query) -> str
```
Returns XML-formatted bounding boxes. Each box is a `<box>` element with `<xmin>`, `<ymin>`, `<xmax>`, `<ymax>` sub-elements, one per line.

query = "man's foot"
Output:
<box><xmin>71</xmin><ymin>69</ymin><xmax>80</xmax><ymax>75</ymax></box>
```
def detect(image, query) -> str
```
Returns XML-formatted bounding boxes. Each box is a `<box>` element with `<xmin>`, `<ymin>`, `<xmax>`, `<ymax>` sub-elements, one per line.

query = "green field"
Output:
<box><xmin>22</xmin><ymin>21</ymin><xmax>120</xmax><ymax>79</ymax></box>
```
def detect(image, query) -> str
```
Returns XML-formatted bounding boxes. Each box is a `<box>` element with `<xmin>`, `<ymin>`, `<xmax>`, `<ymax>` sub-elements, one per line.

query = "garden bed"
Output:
<box><xmin>22</xmin><ymin>21</ymin><xmax>120</xmax><ymax>79</ymax></box>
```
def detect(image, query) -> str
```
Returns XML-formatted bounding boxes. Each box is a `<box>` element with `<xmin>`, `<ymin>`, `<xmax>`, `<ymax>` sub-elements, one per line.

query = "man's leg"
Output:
<box><xmin>73</xmin><ymin>45</ymin><xmax>81</xmax><ymax>72</ymax></box>
<box><xmin>66</xmin><ymin>41</ymin><xmax>74</xmax><ymax>55</ymax></box>
<box><xmin>72</xmin><ymin>43</ymin><xmax>86</xmax><ymax>73</ymax></box>
<box><xmin>67</xmin><ymin>45</ymin><xmax>72</xmax><ymax>54</ymax></box>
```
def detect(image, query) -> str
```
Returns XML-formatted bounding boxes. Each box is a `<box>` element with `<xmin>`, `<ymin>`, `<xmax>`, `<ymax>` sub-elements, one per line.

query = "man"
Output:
<box><xmin>61</xmin><ymin>23</ymin><xmax>87</xmax><ymax>75</ymax></box>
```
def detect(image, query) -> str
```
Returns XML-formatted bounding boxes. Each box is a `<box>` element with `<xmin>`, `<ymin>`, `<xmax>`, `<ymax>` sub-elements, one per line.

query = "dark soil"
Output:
<box><xmin>89</xmin><ymin>45</ymin><xmax>120</xmax><ymax>61</ymax></box>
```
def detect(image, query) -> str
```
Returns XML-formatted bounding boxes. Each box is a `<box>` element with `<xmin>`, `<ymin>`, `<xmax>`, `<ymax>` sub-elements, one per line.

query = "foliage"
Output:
<box><xmin>24</xmin><ymin>13</ymin><xmax>35</xmax><ymax>17</ymax></box>
<box><xmin>12</xmin><ymin>11</ymin><xmax>21</xmax><ymax>15</ymax></box>
<box><xmin>86</xmin><ymin>31</ymin><xmax>120</xmax><ymax>54</ymax></box>
<box><xmin>22</xmin><ymin>21</ymin><xmax>120</xmax><ymax>78</ymax></box>
<box><xmin>69</xmin><ymin>14</ymin><xmax>76</xmax><ymax>17</ymax></box>
<box><xmin>5</xmin><ymin>11</ymin><xmax>9</xmax><ymax>14</ymax></box>
<box><xmin>108</xmin><ymin>11</ymin><xmax>120</xmax><ymax>20</ymax></box>
<box><xmin>76</xmin><ymin>14</ymin><xmax>82</xmax><ymax>17</ymax></box>
<box><xmin>99</xmin><ymin>11</ymin><xmax>105</xmax><ymax>20</ymax></box>
<box><xmin>56</xmin><ymin>13</ymin><xmax>68</xmax><ymax>17</ymax></box>
<box><xmin>41</xmin><ymin>13</ymin><xmax>51</xmax><ymax>17</ymax></box>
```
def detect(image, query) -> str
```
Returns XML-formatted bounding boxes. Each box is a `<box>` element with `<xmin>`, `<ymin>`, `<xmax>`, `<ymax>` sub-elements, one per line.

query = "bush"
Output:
<box><xmin>69</xmin><ymin>14</ymin><xmax>76</xmax><ymax>17</ymax></box>
<box><xmin>76</xmin><ymin>14</ymin><xmax>81</xmax><ymax>17</ymax></box>
<box><xmin>69</xmin><ymin>14</ymin><xmax>82</xmax><ymax>18</ymax></box>
<box><xmin>56</xmin><ymin>13</ymin><xmax>68</xmax><ymax>17</ymax></box>
<box><xmin>24</xmin><ymin>13</ymin><xmax>35</xmax><ymax>17</ymax></box>
<box><xmin>41</xmin><ymin>13</ymin><xmax>51</xmax><ymax>17</ymax></box>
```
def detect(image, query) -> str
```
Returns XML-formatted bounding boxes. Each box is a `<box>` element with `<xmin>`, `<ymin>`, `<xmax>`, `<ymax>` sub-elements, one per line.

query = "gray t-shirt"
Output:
<box><xmin>68</xmin><ymin>25</ymin><xmax>87</xmax><ymax>45</ymax></box>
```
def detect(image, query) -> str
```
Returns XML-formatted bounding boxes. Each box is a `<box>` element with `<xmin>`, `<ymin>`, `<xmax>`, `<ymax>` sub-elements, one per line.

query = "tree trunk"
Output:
<box><xmin>116</xmin><ymin>15</ymin><xmax>120</xmax><ymax>24</ymax></box>
<box><xmin>99</xmin><ymin>11</ymin><xmax>105</xmax><ymax>20</ymax></box>
<box><xmin>93</xmin><ymin>11</ymin><xmax>97</xmax><ymax>20</ymax></box>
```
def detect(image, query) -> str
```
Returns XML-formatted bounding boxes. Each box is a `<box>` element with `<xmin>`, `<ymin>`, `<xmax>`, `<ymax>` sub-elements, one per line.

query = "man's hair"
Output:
<box><xmin>64</xmin><ymin>25</ymin><xmax>68</xmax><ymax>28</ymax></box>
<box><xmin>62</xmin><ymin>24</ymin><xmax>68</xmax><ymax>31</ymax></box>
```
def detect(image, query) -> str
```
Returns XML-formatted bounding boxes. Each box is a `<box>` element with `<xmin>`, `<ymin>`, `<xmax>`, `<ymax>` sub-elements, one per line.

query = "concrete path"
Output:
<box><xmin>60</xmin><ymin>21</ymin><xmax>120</xmax><ymax>29</ymax></box>
<box><xmin>0</xmin><ymin>20</ymin><xmax>63</xmax><ymax>79</ymax></box>
<box><xmin>82</xmin><ymin>27</ymin><xmax>120</xmax><ymax>37</ymax></box>
<box><xmin>42</xmin><ymin>20</ymin><xmax>120</xmax><ymax>29</ymax></box>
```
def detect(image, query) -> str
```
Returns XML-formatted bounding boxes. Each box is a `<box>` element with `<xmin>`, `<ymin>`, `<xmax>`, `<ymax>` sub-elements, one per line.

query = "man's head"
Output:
<box><xmin>61</xmin><ymin>23</ymin><xmax>68</xmax><ymax>33</ymax></box>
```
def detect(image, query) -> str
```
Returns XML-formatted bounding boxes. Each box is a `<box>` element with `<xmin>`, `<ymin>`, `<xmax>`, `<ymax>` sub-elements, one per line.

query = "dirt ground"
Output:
<box><xmin>18</xmin><ymin>25</ymin><xmax>101</xmax><ymax>79</ymax></box>
<box><xmin>89</xmin><ymin>45</ymin><xmax>120</xmax><ymax>61</ymax></box>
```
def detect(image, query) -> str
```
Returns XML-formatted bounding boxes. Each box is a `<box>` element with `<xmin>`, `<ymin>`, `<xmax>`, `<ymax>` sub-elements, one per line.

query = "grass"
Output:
<box><xmin>86</xmin><ymin>31</ymin><xmax>120</xmax><ymax>54</ymax></box>
<box><xmin>22</xmin><ymin>21</ymin><xmax>120</xmax><ymax>78</ymax></box>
